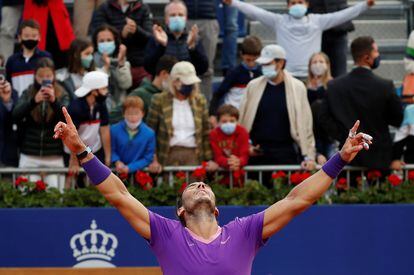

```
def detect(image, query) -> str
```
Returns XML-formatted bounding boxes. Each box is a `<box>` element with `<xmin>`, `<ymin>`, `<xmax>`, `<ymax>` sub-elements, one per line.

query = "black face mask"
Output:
<box><xmin>21</xmin><ymin>39</ymin><xmax>39</xmax><ymax>50</ymax></box>
<box><xmin>96</xmin><ymin>94</ymin><xmax>107</xmax><ymax>103</ymax></box>
<box><xmin>179</xmin><ymin>84</ymin><xmax>194</xmax><ymax>97</ymax></box>
<box><xmin>370</xmin><ymin>56</ymin><xmax>381</xmax><ymax>70</ymax></box>
<box><xmin>33</xmin><ymin>81</ymin><xmax>42</xmax><ymax>91</ymax></box>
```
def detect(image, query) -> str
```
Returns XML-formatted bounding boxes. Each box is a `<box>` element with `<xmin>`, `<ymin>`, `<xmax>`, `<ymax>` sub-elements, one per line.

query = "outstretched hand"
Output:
<box><xmin>339</xmin><ymin>120</ymin><xmax>373</xmax><ymax>163</ymax></box>
<box><xmin>53</xmin><ymin>107</ymin><xmax>86</xmax><ymax>154</ymax></box>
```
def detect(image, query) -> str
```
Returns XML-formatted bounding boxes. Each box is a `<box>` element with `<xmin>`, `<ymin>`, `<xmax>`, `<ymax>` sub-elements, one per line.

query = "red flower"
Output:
<box><xmin>192</xmin><ymin>166</ymin><xmax>206</xmax><ymax>180</ymax></box>
<box><xmin>175</xmin><ymin>171</ymin><xmax>186</xmax><ymax>180</ymax></box>
<box><xmin>388</xmin><ymin>174</ymin><xmax>402</xmax><ymax>187</ymax></box>
<box><xmin>408</xmin><ymin>171</ymin><xmax>414</xmax><ymax>181</ymax></box>
<box><xmin>135</xmin><ymin>171</ymin><xmax>153</xmax><ymax>190</ymax></box>
<box><xmin>367</xmin><ymin>170</ymin><xmax>382</xmax><ymax>181</ymax></box>
<box><xmin>301</xmin><ymin>172</ymin><xmax>311</xmax><ymax>181</ymax></box>
<box><xmin>119</xmin><ymin>173</ymin><xmax>128</xmax><ymax>181</ymax></box>
<box><xmin>15</xmin><ymin>176</ymin><xmax>28</xmax><ymax>186</ymax></box>
<box><xmin>290</xmin><ymin>172</ymin><xmax>303</xmax><ymax>185</ymax></box>
<box><xmin>336</xmin><ymin>177</ymin><xmax>348</xmax><ymax>190</ymax></box>
<box><xmin>272</xmin><ymin>171</ymin><xmax>287</xmax><ymax>179</ymax></box>
<box><xmin>201</xmin><ymin>161</ymin><xmax>208</xmax><ymax>168</ymax></box>
<box><xmin>179</xmin><ymin>182</ymin><xmax>188</xmax><ymax>194</ymax></box>
<box><xmin>35</xmin><ymin>180</ymin><xmax>47</xmax><ymax>191</ymax></box>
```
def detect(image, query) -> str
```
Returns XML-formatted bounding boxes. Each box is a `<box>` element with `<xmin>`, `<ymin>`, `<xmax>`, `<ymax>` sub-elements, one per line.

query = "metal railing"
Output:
<box><xmin>1</xmin><ymin>165</ymin><xmax>414</xmax><ymax>191</ymax></box>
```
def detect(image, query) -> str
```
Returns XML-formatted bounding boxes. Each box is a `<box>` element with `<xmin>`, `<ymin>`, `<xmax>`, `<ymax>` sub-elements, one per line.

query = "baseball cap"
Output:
<box><xmin>170</xmin><ymin>61</ymin><xmax>201</xmax><ymax>85</ymax></box>
<box><xmin>256</xmin><ymin>45</ymin><xmax>287</xmax><ymax>64</ymax></box>
<box><xmin>75</xmin><ymin>71</ymin><xmax>109</xmax><ymax>98</ymax></box>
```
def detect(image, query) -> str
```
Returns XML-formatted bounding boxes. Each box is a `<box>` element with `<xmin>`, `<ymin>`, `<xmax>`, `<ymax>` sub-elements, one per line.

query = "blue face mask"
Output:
<box><xmin>262</xmin><ymin>64</ymin><xmax>278</xmax><ymax>79</ymax></box>
<box><xmin>179</xmin><ymin>84</ymin><xmax>194</xmax><ymax>97</ymax></box>
<box><xmin>289</xmin><ymin>4</ymin><xmax>308</xmax><ymax>19</ymax></box>
<box><xmin>220</xmin><ymin>122</ymin><xmax>237</xmax><ymax>135</ymax></box>
<box><xmin>371</xmin><ymin>56</ymin><xmax>381</xmax><ymax>70</ymax></box>
<box><xmin>98</xmin><ymin>41</ymin><xmax>116</xmax><ymax>56</ymax></box>
<box><xmin>169</xmin><ymin>16</ymin><xmax>186</xmax><ymax>32</ymax></box>
<box><xmin>81</xmin><ymin>54</ymin><xmax>93</xmax><ymax>69</ymax></box>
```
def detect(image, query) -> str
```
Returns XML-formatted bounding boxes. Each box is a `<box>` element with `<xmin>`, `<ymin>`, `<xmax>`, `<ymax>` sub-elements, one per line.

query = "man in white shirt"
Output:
<box><xmin>223</xmin><ymin>0</ymin><xmax>375</xmax><ymax>79</ymax></box>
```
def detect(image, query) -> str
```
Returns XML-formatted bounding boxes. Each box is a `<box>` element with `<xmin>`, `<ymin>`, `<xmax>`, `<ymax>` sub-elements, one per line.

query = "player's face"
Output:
<box><xmin>182</xmin><ymin>182</ymin><xmax>216</xmax><ymax>210</ymax></box>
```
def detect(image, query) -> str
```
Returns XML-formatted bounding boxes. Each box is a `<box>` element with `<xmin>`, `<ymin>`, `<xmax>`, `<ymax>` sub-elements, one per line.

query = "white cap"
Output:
<box><xmin>75</xmin><ymin>71</ymin><xmax>109</xmax><ymax>98</ymax></box>
<box><xmin>170</xmin><ymin>61</ymin><xmax>201</xmax><ymax>85</ymax></box>
<box><xmin>256</xmin><ymin>44</ymin><xmax>287</xmax><ymax>64</ymax></box>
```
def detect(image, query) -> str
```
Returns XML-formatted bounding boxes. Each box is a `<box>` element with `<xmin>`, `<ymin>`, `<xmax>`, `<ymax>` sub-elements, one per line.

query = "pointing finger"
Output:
<box><xmin>62</xmin><ymin>107</ymin><xmax>74</xmax><ymax>126</ymax></box>
<box><xmin>350</xmin><ymin>120</ymin><xmax>360</xmax><ymax>134</ymax></box>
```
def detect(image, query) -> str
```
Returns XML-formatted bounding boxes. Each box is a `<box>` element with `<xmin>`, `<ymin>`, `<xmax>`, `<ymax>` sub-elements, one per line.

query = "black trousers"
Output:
<box><xmin>322</xmin><ymin>32</ymin><xmax>348</xmax><ymax>78</ymax></box>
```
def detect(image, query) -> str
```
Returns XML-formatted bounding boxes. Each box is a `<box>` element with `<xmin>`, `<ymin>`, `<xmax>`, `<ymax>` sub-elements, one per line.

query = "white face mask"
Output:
<box><xmin>262</xmin><ymin>64</ymin><xmax>279</xmax><ymax>79</ymax></box>
<box><xmin>125</xmin><ymin>119</ymin><xmax>141</xmax><ymax>130</ymax></box>
<box><xmin>405</xmin><ymin>58</ymin><xmax>414</xmax><ymax>74</ymax></box>
<box><xmin>311</xmin><ymin>62</ymin><xmax>327</xmax><ymax>76</ymax></box>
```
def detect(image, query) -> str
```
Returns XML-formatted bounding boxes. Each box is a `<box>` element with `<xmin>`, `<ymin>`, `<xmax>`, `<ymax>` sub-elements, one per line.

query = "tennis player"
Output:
<box><xmin>54</xmin><ymin>106</ymin><xmax>372</xmax><ymax>274</ymax></box>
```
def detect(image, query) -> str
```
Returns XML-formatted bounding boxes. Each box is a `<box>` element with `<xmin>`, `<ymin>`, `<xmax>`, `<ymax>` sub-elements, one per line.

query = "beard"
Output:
<box><xmin>185</xmin><ymin>196</ymin><xmax>215</xmax><ymax>216</ymax></box>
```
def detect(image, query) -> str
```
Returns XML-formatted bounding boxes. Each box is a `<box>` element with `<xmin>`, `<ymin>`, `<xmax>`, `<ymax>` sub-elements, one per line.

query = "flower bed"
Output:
<box><xmin>1</xmin><ymin>168</ymin><xmax>414</xmax><ymax>207</ymax></box>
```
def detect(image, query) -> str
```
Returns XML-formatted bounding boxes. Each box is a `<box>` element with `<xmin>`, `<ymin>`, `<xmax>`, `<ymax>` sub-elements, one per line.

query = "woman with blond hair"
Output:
<box><xmin>307</xmin><ymin>52</ymin><xmax>336</xmax><ymax>164</ymax></box>
<box><xmin>307</xmin><ymin>52</ymin><xmax>333</xmax><ymax>104</ymax></box>
<box><xmin>146</xmin><ymin>61</ymin><xmax>218</xmax><ymax>173</ymax></box>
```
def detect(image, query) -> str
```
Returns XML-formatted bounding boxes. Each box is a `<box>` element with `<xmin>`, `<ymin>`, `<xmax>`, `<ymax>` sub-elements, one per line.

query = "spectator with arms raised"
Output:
<box><xmin>144</xmin><ymin>0</ymin><xmax>208</xmax><ymax>78</ymax></box>
<box><xmin>223</xmin><ymin>0</ymin><xmax>375</xmax><ymax>79</ymax></box>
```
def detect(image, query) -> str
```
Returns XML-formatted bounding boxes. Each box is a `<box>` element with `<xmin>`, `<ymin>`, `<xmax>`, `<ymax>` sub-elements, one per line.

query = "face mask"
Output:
<box><xmin>21</xmin><ymin>39</ymin><xmax>39</xmax><ymax>50</ymax></box>
<box><xmin>81</xmin><ymin>55</ymin><xmax>93</xmax><ymax>69</ymax></box>
<box><xmin>262</xmin><ymin>64</ymin><xmax>278</xmax><ymax>79</ymax></box>
<box><xmin>169</xmin><ymin>16</ymin><xmax>186</xmax><ymax>32</ymax></box>
<box><xmin>96</xmin><ymin>93</ymin><xmax>107</xmax><ymax>103</ymax></box>
<box><xmin>311</xmin><ymin>62</ymin><xmax>327</xmax><ymax>76</ymax></box>
<box><xmin>179</xmin><ymin>84</ymin><xmax>194</xmax><ymax>97</ymax></box>
<box><xmin>98</xmin><ymin>41</ymin><xmax>116</xmax><ymax>56</ymax></box>
<box><xmin>405</xmin><ymin>58</ymin><xmax>414</xmax><ymax>74</ymax></box>
<box><xmin>370</xmin><ymin>56</ymin><xmax>381</xmax><ymax>70</ymax></box>
<box><xmin>289</xmin><ymin>4</ymin><xmax>308</xmax><ymax>19</ymax></box>
<box><xmin>220</xmin><ymin>122</ymin><xmax>237</xmax><ymax>135</ymax></box>
<box><xmin>125</xmin><ymin>118</ymin><xmax>141</xmax><ymax>130</ymax></box>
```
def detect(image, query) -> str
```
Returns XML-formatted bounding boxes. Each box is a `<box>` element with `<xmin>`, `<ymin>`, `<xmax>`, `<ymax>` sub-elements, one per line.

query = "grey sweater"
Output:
<box><xmin>231</xmin><ymin>0</ymin><xmax>368</xmax><ymax>77</ymax></box>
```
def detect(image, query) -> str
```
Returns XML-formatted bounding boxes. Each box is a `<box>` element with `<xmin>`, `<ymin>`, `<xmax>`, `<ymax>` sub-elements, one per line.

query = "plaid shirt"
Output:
<box><xmin>146</xmin><ymin>91</ymin><xmax>212</xmax><ymax>165</ymax></box>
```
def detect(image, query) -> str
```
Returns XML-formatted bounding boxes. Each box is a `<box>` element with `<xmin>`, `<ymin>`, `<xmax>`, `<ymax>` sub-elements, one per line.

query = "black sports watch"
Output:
<box><xmin>76</xmin><ymin>146</ymin><xmax>92</xmax><ymax>161</ymax></box>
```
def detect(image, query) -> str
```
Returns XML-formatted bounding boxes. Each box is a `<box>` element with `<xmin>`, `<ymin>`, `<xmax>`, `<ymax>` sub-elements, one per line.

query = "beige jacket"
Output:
<box><xmin>239</xmin><ymin>72</ymin><xmax>316</xmax><ymax>160</ymax></box>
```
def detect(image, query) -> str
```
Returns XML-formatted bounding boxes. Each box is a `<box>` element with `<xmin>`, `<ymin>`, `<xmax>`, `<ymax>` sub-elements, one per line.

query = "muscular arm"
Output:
<box><xmin>262</xmin><ymin>170</ymin><xmax>332</xmax><ymax>239</ymax></box>
<box><xmin>262</xmin><ymin>121</ymin><xmax>372</xmax><ymax>239</ymax></box>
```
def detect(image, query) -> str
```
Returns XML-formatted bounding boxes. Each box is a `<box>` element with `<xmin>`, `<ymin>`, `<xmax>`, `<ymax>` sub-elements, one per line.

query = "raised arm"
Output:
<box><xmin>262</xmin><ymin>121</ymin><xmax>372</xmax><ymax>239</ymax></box>
<box><xmin>316</xmin><ymin>0</ymin><xmax>374</xmax><ymax>31</ymax></box>
<box><xmin>223</xmin><ymin>0</ymin><xmax>282</xmax><ymax>29</ymax></box>
<box><xmin>54</xmin><ymin>107</ymin><xmax>151</xmax><ymax>239</ymax></box>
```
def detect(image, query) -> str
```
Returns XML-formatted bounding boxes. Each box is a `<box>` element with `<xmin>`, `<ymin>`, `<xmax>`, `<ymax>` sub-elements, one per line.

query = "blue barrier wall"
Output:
<box><xmin>0</xmin><ymin>205</ymin><xmax>413</xmax><ymax>275</ymax></box>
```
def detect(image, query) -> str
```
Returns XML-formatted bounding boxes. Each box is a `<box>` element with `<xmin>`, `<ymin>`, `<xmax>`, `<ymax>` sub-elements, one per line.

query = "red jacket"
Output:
<box><xmin>23</xmin><ymin>0</ymin><xmax>75</xmax><ymax>51</ymax></box>
<box><xmin>209</xmin><ymin>125</ymin><xmax>250</xmax><ymax>169</ymax></box>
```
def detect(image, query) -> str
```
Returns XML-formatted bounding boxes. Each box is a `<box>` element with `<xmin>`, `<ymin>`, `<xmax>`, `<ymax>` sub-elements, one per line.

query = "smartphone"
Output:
<box><xmin>41</xmin><ymin>79</ymin><xmax>53</xmax><ymax>88</ymax></box>
<box><xmin>0</xmin><ymin>67</ymin><xmax>5</xmax><ymax>83</ymax></box>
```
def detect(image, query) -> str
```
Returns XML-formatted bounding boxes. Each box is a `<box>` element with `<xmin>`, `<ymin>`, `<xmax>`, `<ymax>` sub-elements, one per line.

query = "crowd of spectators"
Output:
<box><xmin>0</xmin><ymin>0</ymin><xmax>410</xmax><ymax>189</ymax></box>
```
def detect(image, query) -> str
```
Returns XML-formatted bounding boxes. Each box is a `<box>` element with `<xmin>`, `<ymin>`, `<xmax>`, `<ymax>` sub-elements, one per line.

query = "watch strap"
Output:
<box><xmin>76</xmin><ymin>146</ymin><xmax>92</xmax><ymax>161</ymax></box>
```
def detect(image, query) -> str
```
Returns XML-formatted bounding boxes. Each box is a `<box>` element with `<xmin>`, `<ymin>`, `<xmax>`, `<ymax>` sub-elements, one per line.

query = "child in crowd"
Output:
<box><xmin>12</xmin><ymin>57</ymin><xmax>69</xmax><ymax>189</ymax></box>
<box><xmin>92</xmin><ymin>24</ymin><xmax>132</xmax><ymax>107</ymax></box>
<box><xmin>307</xmin><ymin>52</ymin><xmax>335</xmax><ymax>164</ymax></box>
<box><xmin>111</xmin><ymin>96</ymin><xmax>155</xmax><ymax>177</ymax></box>
<box><xmin>209</xmin><ymin>36</ymin><xmax>263</xmax><ymax>125</ymax></box>
<box><xmin>56</xmin><ymin>38</ymin><xmax>95</xmax><ymax>101</ymax></box>
<box><xmin>391</xmin><ymin>31</ymin><xmax>414</xmax><ymax>170</ymax></box>
<box><xmin>6</xmin><ymin>19</ymin><xmax>51</xmax><ymax>97</ymax></box>
<box><xmin>210</xmin><ymin>104</ymin><xmax>250</xmax><ymax>186</ymax></box>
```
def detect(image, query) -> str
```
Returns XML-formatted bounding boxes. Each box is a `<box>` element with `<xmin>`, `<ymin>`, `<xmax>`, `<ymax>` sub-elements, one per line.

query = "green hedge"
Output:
<box><xmin>1</xmin><ymin>176</ymin><xmax>414</xmax><ymax>208</ymax></box>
